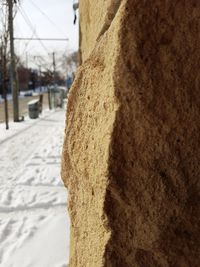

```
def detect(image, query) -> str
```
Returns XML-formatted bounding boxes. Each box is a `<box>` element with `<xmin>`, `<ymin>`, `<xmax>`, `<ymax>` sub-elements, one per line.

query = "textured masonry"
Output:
<box><xmin>62</xmin><ymin>1</ymin><xmax>200</xmax><ymax>266</ymax></box>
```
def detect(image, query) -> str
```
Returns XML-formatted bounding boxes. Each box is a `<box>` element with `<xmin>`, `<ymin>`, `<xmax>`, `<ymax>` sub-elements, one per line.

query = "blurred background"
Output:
<box><xmin>0</xmin><ymin>1</ymin><xmax>79</xmax><ymax>267</ymax></box>
<box><xmin>0</xmin><ymin>0</ymin><xmax>79</xmax><ymax>123</ymax></box>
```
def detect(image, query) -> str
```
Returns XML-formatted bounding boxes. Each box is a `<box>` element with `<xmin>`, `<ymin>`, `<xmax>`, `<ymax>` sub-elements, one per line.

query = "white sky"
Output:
<box><xmin>14</xmin><ymin>0</ymin><xmax>79</xmax><ymax>70</ymax></box>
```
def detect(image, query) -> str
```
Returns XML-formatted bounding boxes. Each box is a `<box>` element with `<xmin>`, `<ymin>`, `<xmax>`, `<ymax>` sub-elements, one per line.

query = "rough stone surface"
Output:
<box><xmin>79</xmin><ymin>0</ymin><xmax>121</xmax><ymax>62</ymax></box>
<box><xmin>62</xmin><ymin>1</ymin><xmax>200</xmax><ymax>266</ymax></box>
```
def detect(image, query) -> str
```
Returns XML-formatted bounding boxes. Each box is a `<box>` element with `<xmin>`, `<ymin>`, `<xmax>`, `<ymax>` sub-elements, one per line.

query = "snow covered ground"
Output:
<box><xmin>0</xmin><ymin>109</ymin><xmax>69</xmax><ymax>267</ymax></box>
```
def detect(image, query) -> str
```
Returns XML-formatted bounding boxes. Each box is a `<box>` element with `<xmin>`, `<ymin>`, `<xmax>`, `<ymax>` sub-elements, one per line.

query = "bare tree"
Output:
<box><xmin>60</xmin><ymin>51</ymin><xmax>78</xmax><ymax>75</ymax></box>
<box><xmin>0</xmin><ymin>0</ymin><xmax>10</xmax><ymax>129</ymax></box>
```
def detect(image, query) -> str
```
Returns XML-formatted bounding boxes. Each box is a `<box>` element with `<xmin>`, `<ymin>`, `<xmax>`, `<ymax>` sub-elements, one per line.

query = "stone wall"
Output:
<box><xmin>62</xmin><ymin>1</ymin><xmax>200</xmax><ymax>266</ymax></box>
<box><xmin>79</xmin><ymin>0</ymin><xmax>121</xmax><ymax>62</ymax></box>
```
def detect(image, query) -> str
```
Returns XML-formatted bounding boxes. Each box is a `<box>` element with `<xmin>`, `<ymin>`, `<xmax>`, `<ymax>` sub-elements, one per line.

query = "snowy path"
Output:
<box><xmin>0</xmin><ymin>110</ymin><xmax>69</xmax><ymax>267</ymax></box>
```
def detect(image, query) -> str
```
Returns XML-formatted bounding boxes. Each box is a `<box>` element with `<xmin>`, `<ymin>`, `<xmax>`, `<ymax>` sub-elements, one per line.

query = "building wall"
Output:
<box><xmin>79</xmin><ymin>0</ymin><xmax>121</xmax><ymax>63</ymax></box>
<box><xmin>62</xmin><ymin>1</ymin><xmax>200</xmax><ymax>266</ymax></box>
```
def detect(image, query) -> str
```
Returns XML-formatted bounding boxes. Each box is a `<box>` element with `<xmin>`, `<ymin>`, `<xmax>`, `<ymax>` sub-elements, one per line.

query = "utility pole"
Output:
<box><xmin>52</xmin><ymin>52</ymin><xmax>56</xmax><ymax>86</ymax></box>
<box><xmin>1</xmin><ymin>46</ymin><xmax>9</xmax><ymax>129</ymax></box>
<box><xmin>8</xmin><ymin>0</ymin><xmax>19</xmax><ymax>122</ymax></box>
<box><xmin>26</xmin><ymin>52</ymin><xmax>29</xmax><ymax>90</ymax></box>
<box><xmin>26</xmin><ymin>52</ymin><xmax>28</xmax><ymax>69</ymax></box>
<box><xmin>39</xmin><ymin>65</ymin><xmax>42</xmax><ymax>91</ymax></box>
<box><xmin>52</xmin><ymin>52</ymin><xmax>56</xmax><ymax>108</ymax></box>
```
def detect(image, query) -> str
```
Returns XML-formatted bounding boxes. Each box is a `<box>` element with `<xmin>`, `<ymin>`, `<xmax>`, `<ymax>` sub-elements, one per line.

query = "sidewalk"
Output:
<box><xmin>0</xmin><ymin>109</ymin><xmax>69</xmax><ymax>267</ymax></box>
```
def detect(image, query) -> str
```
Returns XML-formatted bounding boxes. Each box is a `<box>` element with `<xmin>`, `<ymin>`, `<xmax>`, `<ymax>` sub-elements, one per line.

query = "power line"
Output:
<box><xmin>29</xmin><ymin>0</ymin><xmax>67</xmax><ymax>38</ymax></box>
<box><xmin>14</xmin><ymin>37</ymin><xmax>69</xmax><ymax>41</ymax></box>
<box><xmin>17</xmin><ymin>5</ymin><xmax>50</xmax><ymax>54</ymax></box>
<box><xmin>17</xmin><ymin>32</ymin><xmax>35</xmax><ymax>63</ymax></box>
<box><xmin>14</xmin><ymin>18</ymin><xmax>33</xmax><ymax>59</ymax></box>
<box><xmin>18</xmin><ymin>6</ymin><xmax>49</xmax><ymax>53</ymax></box>
<box><xmin>28</xmin><ymin>56</ymin><xmax>53</xmax><ymax>72</ymax></box>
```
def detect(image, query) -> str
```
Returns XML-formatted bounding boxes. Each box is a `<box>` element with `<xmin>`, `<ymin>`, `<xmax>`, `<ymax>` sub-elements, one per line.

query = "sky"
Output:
<box><xmin>14</xmin><ymin>0</ymin><xmax>79</xmax><ymax>70</ymax></box>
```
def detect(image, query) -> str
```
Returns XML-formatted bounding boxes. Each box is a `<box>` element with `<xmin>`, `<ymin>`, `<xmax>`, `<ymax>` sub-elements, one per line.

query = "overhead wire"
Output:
<box><xmin>14</xmin><ymin>7</ymin><xmax>37</xmax><ymax>64</ymax></box>
<box><xmin>29</xmin><ymin>0</ymin><xmax>67</xmax><ymax>38</ymax></box>
<box><xmin>13</xmin><ymin>12</ymin><xmax>31</xmax><ymax>60</ymax></box>
<box><xmin>14</xmin><ymin>1</ymin><xmax>68</xmax><ymax>74</ymax></box>
<box><xmin>29</xmin><ymin>55</ymin><xmax>53</xmax><ymax>72</ymax></box>
<box><xmin>17</xmin><ymin>5</ymin><xmax>50</xmax><ymax>55</ymax></box>
<box><xmin>19</xmin><ymin>31</ymin><xmax>35</xmax><ymax>62</ymax></box>
<box><xmin>12</xmin><ymin>1</ymin><xmax>50</xmax><ymax>67</ymax></box>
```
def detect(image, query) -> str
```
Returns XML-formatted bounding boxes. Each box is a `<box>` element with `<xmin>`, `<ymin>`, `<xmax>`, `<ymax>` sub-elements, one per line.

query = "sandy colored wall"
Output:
<box><xmin>79</xmin><ymin>0</ymin><xmax>121</xmax><ymax>62</ymax></box>
<box><xmin>62</xmin><ymin>1</ymin><xmax>200</xmax><ymax>266</ymax></box>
